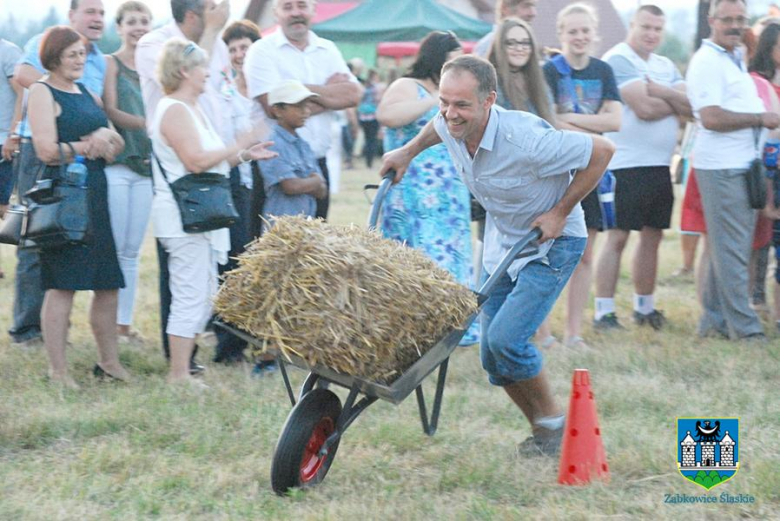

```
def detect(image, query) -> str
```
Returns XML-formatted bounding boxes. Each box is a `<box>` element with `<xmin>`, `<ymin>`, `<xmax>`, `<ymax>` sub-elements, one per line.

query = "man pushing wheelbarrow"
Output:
<box><xmin>380</xmin><ymin>55</ymin><xmax>615</xmax><ymax>456</ymax></box>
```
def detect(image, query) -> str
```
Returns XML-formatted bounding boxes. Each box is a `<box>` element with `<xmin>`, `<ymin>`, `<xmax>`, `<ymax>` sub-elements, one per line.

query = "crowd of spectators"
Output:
<box><xmin>1</xmin><ymin>0</ymin><xmax>778</xmax><ymax>389</ymax></box>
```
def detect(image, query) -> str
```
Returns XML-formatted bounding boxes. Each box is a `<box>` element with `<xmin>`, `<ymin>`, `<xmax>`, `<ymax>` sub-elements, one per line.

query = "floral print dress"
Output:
<box><xmin>381</xmin><ymin>82</ymin><xmax>478</xmax><ymax>345</ymax></box>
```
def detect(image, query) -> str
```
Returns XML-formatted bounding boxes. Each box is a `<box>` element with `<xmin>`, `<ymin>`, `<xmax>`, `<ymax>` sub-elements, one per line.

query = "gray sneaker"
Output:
<box><xmin>633</xmin><ymin>310</ymin><xmax>667</xmax><ymax>330</ymax></box>
<box><xmin>593</xmin><ymin>312</ymin><xmax>623</xmax><ymax>331</ymax></box>
<box><xmin>516</xmin><ymin>426</ymin><xmax>564</xmax><ymax>457</ymax></box>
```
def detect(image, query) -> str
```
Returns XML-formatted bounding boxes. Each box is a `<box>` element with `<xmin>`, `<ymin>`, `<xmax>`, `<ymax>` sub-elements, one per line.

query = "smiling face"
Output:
<box><xmin>275</xmin><ymin>0</ymin><xmax>315</xmax><ymax>43</ymax></box>
<box><xmin>56</xmin><ymin>40</ymin><xmax>87</xmax><ymax>81</ymax></box>
<box><xmin>629</xmin><ymin>10</ymin><xmax>665</xmax><ymax>57</ymax></box>
<box><xmin>69</xmin><ymin>0</ymin><xmax>105</xmax><ymax>42</ymax></box>
<box><xmin>709</xmin><ymin>0</ymin><xmax>748</xmax><ymax>52</ymax></box>
<box><xmin>439</xmin><ymin>69</ymin><xmax>494</xmax><ymax>147</ymax></box>
<box><xmin>117</xmin><ymin>9</ymin><xmax>151</xmax><ymax>48</ymax></box>
<box><xmin>559</xmin><ymin>12</ymin><xmax>596</xmax><ymax>58</ymax></box>
<box><xmin>227</xmin><ymin>37</ymin><xmax>253</xmax><ymax>73</ymax></box>
<box><xmin>183</xmin><ymin>62</ymin><xmax>210</xmax><ymax>96</ymax></box>
<box><xmin>504</xmin><ymin>25</ymin><xmax>533</xmax><ymax>69</ymax></box>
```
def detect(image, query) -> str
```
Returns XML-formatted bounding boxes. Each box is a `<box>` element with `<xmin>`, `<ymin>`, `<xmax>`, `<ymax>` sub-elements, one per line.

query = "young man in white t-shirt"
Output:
<box><xmin>593</xmin><ymin>5</ymin><xmax>692</xmax><ymax>331</ymax></box>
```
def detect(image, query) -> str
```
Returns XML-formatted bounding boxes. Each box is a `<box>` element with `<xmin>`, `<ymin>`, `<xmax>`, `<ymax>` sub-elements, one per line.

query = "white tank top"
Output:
<box><xmin>150</xmin><ymin>97</ymin><xmax>231</xmax><ymax>262</ymax></box>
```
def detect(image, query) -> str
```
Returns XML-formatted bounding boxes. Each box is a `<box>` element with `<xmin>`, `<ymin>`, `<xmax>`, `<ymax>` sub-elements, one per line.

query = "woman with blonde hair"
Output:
<box><xmin>543</xmin><ymin>3</ymin><xmax>622</xmax><ymax>348</ymax></box>
<box><xmin>151</xmin><ymin>39</ymin><xmax>276</xmax><ymax>385</ymax></box>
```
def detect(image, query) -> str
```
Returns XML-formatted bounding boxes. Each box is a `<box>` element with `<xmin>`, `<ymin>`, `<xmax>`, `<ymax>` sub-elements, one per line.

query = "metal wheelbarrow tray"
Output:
<box><xmin>215</xmin><ymin>172</ymin><xmax>541</xmax><ymax>495</ymax></box>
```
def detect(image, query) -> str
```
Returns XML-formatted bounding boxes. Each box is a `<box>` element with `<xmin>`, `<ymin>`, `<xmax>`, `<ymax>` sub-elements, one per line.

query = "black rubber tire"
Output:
<box><xmin>271</xmin><ymin>388</ymin><xmax>342</xmax><ymax>495</ymax></box>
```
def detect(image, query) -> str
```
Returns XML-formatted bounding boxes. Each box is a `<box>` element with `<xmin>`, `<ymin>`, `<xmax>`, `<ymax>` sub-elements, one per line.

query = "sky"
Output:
<box><xmin>2</xmin><ymin>0</ymin><xmax>701</xmax><ymax>25</ymax></box>
<box><xmin>1</xmin><ymin>0</ymin><xmax>778</xmax><ymax>33</ymax></box>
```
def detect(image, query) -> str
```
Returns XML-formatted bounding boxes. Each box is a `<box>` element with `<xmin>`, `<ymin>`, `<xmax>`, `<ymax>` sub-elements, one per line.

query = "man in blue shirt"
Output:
<box><xmin>8</xmin><ymin>0</ymin><xmax>108</xmax><ymax>348</ymax></box>
<box><xmin>381</xmin><ymin>55</ymin><xmax>614</xmax><ymax>455</ymax></box>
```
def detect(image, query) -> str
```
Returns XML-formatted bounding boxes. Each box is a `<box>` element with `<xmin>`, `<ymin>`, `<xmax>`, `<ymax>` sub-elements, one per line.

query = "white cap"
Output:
<box><xmin>268</xmin><ymin>79</ymin><xmax>319</xmax><ymax>105</ymax></box>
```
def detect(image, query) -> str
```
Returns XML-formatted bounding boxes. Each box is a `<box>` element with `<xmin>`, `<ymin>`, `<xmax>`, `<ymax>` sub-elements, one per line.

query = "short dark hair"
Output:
<box><xmin>171</xmin><ymin>0</ymin><xmax>204</xmax><ymax>24</ymax></box>
<box><xmin>407</xmin><ymin>31</ymin><xmax>461</xmax><ymax>85</ymax></box>
<box><xmin>222</xmin><ymin>20</ymin><xmax>261</xmax><ymax>45</ymax></box>
<box><xmin>441</xmin><ymin>55</ymin><xmax>497</xmax><ymax>101</ymax></box>
<box><xmin>40</xmin><ymin>25</ymin><xmax>86</xmax><ymax>71</ymax></box>
<box><xmin>637</xmin><ymin>4</ymin><xmax>664</xmax><ymax>17</ymax></box>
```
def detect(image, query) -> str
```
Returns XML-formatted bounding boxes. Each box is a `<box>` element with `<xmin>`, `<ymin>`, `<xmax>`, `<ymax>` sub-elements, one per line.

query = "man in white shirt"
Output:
<box><xmin>136</xmin><ymin>0</ymin><xmax>231</xmax><ymax>142</ymax></box>
<box><xmin>474</xmin><ymin>0</ymin><xmax>538</xmax><ymax>58</ymax></box>
<box><xmin>244</xmin><ymin>0</ymin><xmax>362</xmax><ymax>219</ymax></box>
<box><xmin>136</xmin><ymin>0</ymin><xmax>232</xmax><ymax>369</ymax></box>
<box><xmin>593</xmin><ymin>5</ymin><xmax>692</xmax><ymax>331</ymax></box>
<box><xmin>686</xmin><ymin>0</ymin><xmax>778</xmax><ymax>341</ymax></box>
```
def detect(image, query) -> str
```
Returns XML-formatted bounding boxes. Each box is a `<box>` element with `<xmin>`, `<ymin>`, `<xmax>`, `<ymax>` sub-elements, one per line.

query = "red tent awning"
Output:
<box><xmin>377</xmin><ymin>41</ymin><xmax>476</xmax><ymax>59</ymax></box>
<box><xmin>262</xmin><ymin>3</ymin><xmax>359</xmax><ymax>36</ymax></box>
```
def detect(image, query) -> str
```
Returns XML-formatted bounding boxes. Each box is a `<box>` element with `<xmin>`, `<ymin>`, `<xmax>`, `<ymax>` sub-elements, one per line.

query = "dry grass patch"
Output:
<box><xmin>0</xmin><ymin>168</ymin><xmax>778</xmax><ymax>519</ymax></box>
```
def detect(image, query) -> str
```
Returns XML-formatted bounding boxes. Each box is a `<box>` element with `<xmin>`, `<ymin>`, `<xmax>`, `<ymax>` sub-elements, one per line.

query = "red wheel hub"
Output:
<box><xmin>300</xmin><ymin>417</ymin><xmax>335</xmax><ymax>483</ymax></box>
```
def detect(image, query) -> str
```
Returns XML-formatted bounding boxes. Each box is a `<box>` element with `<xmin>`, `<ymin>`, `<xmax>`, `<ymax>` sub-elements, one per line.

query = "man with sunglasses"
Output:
<box><xmin>686</xmin><ymin>0</ymin><xmax>779</xmax><ymax>341</ymax></box>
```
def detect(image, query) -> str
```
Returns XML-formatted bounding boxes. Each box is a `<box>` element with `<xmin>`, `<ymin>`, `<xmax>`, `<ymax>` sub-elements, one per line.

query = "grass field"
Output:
<box><xmin>1</xmin><ymin>165</ymin><xmax>778</xmax><ymax>520</ymax></box>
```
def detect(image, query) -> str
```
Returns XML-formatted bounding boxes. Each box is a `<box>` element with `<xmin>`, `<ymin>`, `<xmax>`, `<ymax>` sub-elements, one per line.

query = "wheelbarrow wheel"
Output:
<box><xmin>271</xmin><ymin>388</ymin><xmax>342</xmax><ymax>495</ymax></box>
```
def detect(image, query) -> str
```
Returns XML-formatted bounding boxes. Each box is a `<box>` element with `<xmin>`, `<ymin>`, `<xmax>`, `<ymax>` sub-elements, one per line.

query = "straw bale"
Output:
<box><xmin>214</xmin><ymin>216</ymin><xmax>478</xmax><ymax>383</ymax></box>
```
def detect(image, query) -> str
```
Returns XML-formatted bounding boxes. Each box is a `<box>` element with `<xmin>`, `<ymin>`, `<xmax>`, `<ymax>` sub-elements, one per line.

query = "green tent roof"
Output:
<box><xmin>312</xmin><ymin>0</ymin><xmax>493</xmax><ymax>43</ymax></box>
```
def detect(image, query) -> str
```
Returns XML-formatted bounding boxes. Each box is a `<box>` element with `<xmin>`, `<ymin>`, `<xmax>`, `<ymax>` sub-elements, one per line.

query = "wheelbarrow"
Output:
<box><xmin>216</xmin><ymin>172</ymin><xmax>542</xmax><ymax>495</ymax></box>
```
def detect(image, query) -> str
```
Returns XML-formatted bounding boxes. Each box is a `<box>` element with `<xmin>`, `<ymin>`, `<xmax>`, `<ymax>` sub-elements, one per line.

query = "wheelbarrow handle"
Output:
<box><xmin>477</xmin><ymin>227</ymin><xmax>543</xmax><ymax>299</ymax></box>
<box><xmin>366</xmin><ymin>170</ymin><xmax>396</xmax><ymax>230</ymax></box>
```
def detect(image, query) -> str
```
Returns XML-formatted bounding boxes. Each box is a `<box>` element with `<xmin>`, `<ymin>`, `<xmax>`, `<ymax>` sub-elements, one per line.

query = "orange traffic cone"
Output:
<box><xmin>557</xmin><ymin>369</ymin><xmax>609</xmax><ymax>485</ymax></box>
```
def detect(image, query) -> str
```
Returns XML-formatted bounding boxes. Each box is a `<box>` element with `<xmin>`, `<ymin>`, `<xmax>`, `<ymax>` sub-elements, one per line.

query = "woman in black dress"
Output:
<box><xmin>28</xmin><ymin>26</ymin><xmax>129</xmax><ymax>388</ymax></box>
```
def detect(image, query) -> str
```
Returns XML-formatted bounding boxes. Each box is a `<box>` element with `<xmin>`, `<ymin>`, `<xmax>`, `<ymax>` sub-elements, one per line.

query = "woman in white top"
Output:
<box><xmin>151</xmin><ymin>39</ymin><xmax>275</xmax><ymax>385</ymax></box>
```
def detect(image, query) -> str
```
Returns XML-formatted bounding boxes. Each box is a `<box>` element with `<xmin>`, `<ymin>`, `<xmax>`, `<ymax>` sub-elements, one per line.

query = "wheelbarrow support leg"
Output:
<box><xmin>278</xmin><ymin>358</ymin><xmax>297</xmax><ymax>407</ymax></box>
<box><xmin>318</xmin><ymin>385</ymin><xmax>378</xmax><ymax>457</ymax></box>
<box><xmin>416</xmin><ymin>357</ymin><xmax>449</xmax><ymax>436</ymax></box>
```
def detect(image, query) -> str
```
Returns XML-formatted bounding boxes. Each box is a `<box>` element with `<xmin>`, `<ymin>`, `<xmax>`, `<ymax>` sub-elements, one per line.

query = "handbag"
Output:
<box><xmin>153</xmin><ymin>154</ymin><xmax>238</xmax><ymax>233</ymax></box>
<box><xmin>748</xmin><ymin>129</ymin><xmax>768</xmax><ymax>210</ymax></box>
<box><xmin>0</xmin><ymin>205</ymin><xmax>26</xmax><ymax>245</ymax></box>
<box><xmin>23</xmin><ymin>143</ymin><xmax>91</xmax><ymax>250</ymax></box>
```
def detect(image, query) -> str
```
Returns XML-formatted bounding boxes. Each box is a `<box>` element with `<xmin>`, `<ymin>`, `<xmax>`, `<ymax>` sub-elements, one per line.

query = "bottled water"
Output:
<box><xmin>64</xmin><ymin>155</ymin><xmax>88</xmax><ymax>186</ymax></box>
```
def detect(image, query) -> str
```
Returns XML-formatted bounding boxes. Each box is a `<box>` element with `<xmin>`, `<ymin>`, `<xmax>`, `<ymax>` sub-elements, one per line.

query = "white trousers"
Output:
<box><xmin>106</xmin><ymin>164</ymin><xmax>153</xmax><ymax>326</ymax></box>
<box><xmin>159</xmin><ymin>234</ymin><xmax>217</xmax><ymax>339</ymax></box>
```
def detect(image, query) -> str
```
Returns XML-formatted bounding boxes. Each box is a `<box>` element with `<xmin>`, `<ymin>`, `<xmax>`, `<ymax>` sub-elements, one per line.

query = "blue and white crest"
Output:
<box><xmin>677</xmin><ymin>417</ymin><xmax>739</xmax><ymax>490</ymax></box>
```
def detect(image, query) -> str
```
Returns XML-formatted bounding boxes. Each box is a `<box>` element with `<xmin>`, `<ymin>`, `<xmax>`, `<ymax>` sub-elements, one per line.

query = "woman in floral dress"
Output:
<box><xmin>377</xmin><ymin>31</ymin><xmax>478</xmax><ymax>344</ymax></box>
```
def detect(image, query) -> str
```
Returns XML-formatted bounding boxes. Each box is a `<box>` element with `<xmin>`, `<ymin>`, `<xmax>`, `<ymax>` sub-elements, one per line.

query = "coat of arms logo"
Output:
<box><xmin>677</xmin><ymin>417</ymin><xmax>739</xmax><ymax>490</ymax></box>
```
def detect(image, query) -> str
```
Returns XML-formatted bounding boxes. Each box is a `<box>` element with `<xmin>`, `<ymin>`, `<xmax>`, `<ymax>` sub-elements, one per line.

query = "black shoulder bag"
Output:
<box><xmin>23</xmin><ymin>143</ymin><xmax>91</xmax><ymax>250</ymax></box>
<box><xmin>153</xmin><ymin>154</ymin><xmax>238</xmax><ymax>233</ymax></box>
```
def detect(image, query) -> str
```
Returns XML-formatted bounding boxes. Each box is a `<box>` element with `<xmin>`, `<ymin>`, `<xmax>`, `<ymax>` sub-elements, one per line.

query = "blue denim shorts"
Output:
<box><xmin>479</xmin><ymin>236</ymin><xmax>586</xmax><ymax>386</ymax></box>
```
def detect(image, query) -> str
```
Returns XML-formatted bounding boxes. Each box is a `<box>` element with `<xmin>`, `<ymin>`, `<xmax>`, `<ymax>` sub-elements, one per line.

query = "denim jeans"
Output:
<box><xmin>480</xmin><ymin>236</ymin><xmax>586</xmax><ymax>386</ymax></box>
<box><xmin>9</xmin><ymin>142</ymin><xmax>45</xmax><ymax>342</ymax></box>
